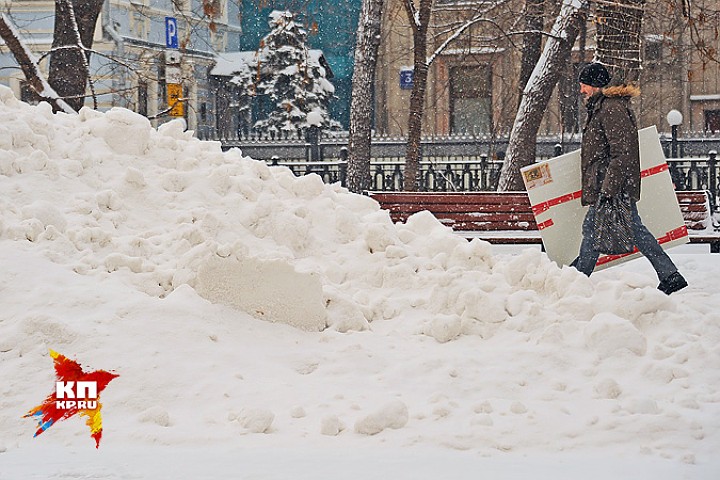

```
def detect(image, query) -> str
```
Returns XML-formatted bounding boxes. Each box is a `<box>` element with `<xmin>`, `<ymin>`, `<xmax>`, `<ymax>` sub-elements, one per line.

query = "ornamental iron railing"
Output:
<box><xmin>206</xmin><ymin>131</ymin><xmax>720</xmax><ymax>211</ymax></box>
<box><xmin>267</xmin><ymin>150</ymin><xmax>720</xmax><ymax>212</ymax></box>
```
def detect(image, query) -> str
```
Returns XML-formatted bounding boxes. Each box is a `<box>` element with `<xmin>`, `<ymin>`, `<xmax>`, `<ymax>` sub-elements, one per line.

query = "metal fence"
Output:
<box><xmin>209</xmin><ymin>132</ymin><xmax>720</xmax><ymax>211</ymax></box>
<box><xmin>268</xmin><ymin>152</ymin><xmax>720</xmax><ymax>212</ymax></box>
<box><xmin>209</xmin><ymin>130</ymin><xmax>720</xmax><ymax>161</ymax></box>
<box><xmin>215</xmin><ymin>132</ymin><xmax>574</xmax><ymax>163</ymax></box>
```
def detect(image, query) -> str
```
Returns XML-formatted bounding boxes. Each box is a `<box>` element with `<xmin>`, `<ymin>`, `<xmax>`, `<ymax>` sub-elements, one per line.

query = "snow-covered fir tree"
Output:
<box><xmin>254</xmin><ymin>10</ymin><xmax>339</xmax><ymax>136</ymax></box>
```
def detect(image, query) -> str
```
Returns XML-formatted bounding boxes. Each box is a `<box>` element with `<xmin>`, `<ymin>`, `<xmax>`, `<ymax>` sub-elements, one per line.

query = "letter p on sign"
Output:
<box><xmin>166</xmin><ymin>17</ymin><xmax>178</xmax><ymax>49</ymax></box>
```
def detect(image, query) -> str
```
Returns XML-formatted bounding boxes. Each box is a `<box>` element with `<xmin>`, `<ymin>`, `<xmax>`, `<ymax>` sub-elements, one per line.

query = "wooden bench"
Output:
<box><xmin>368</xmin><ymin>190</ymin><xmax>720</xmax><ymax>253</ymax></box>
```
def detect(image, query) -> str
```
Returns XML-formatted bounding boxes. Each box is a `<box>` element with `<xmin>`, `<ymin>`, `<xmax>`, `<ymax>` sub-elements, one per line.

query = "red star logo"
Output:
<box><xmin>25</xmin><ymin>350</ymin><xmax>118</xmax><ymax>448</ymax></box>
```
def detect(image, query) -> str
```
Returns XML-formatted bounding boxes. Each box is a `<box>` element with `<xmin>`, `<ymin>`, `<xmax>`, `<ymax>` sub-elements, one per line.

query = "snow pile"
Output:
<box><xmin>0</xmin><ymin>87</ymin><xmax>718</xmax><ymax>476</ymax></box>
<box><xmin>0</xmin><ymin>84</ymin><xmax>598</xmax><ymax>337</ymax></box>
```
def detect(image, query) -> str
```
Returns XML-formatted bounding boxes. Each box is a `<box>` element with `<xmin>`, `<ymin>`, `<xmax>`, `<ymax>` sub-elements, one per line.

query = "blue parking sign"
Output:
<box><xmin>165</xmin><ymin>17</ymin><xmax>178</xmax><ymax>49</ymax></box>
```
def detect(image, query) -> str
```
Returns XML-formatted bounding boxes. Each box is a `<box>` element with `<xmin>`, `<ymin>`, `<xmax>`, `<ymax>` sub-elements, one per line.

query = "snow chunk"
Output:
<box><xmin>88</xmin><ymin>107</ymin><xmax>152</xmax><ymax>156</ymax></box>
<box><xmin>138</xmin><ymin>406</ymin><xmax>172</xmax><ymax>427</ymax></box>
<box><xmin>196</xmin><ymin>255</ymin><xmax>327</xmax><ymax>331</ymax></box>
<box><xmin>594</xmin><ymin>378</ymin><xmax>623</xmax><ymax>399</ymax></box>
<box><xmin>104</xmin><ymin>253</ymin><xmax>144</xmax><ymax>273</ymax></box>
<box><xmin>584</xmin><ymin>313</ymin><xmax>647</xmax><ymax>358</ymax></box>
<box><xmin>323</xmin><ymin>289</ymin><xmax>369</xmax><ymax>332</ymax></box>
<box><xmin>21</xmin><ymin>201</ymin><xmax>67</xmax><ymax>232</ymax></box>
<box><xmin>354</xmin><ymin>400</ymin><xmax>409</xmax><ymax>435</ymax></box>
<box><xmin>230</xmin><ymin>408</ymin><xmax>275</xmax><ymax>433</ymax></box>
<box><xmin>622</xmin><ymin>398</ymin><xmax>661</xmax><ymax>415</ymax></box>
<box><xmin>427</xmin><ymin>314</ymin><xmax>462</xmax><ymax>343</ymax></box>
<box><xmin>124</xmin><ymin>167</ymin><xmax>146</xmax><ymax>188</ymax></box>
<box><xmin>320</xmin><ymin>415</ymin><xmax>345</xmax><ymax>436</ymax></box>
<box><xmin>290</xmin><ymin>406</ymin><xmax>306</xmax><ymax>418</ymax></box>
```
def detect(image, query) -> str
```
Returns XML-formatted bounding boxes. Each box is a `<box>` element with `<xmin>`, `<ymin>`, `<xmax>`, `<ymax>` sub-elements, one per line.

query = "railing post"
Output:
<box><xmin>709</xmin><ymin>150</ymin><xmax>717</xmax><ymax>212</ymax></box>
<box><xmin>306</xmin><ymin>125</ymin><xmax>321</xmax><ymax>162</ymax></box>
<box><xmin>339</xmin><ymin>146</ymin><xmax>348</xmax><ymax>187</ymax></box>
<box><xmin>480</xmin><ymin>154</ymin><xmax>488</xmax><ymax>190</ymax></box>
<box><xmin>424</xmin><ymin>164</ymin><xmax>435</xmax><ymax>192</ymax></box>
<box><xmin>444</xmin><ymin>163</ymin><xmax>455</xmax><ymax>191</ymax></box>
<box><xmin>392</xmin><ymin>164</ymin><xmax>403</xmax><ymax>191</ymax></box>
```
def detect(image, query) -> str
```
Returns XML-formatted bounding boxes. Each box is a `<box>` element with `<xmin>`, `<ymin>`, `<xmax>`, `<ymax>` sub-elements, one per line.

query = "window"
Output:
<box><xmin>705</xmin><ymin>110</ymin><xmax>720</xmax><ymax>133</ymax></box>
<box><xmin>645</xmin><ymin>41</ymin><xmax>662</xmax><ymax>63</ymax></box>
<box><xmin>212</xmin><ymin>31</ymin><xmax>226</xmax><ymax>51</ymax></box>
<box><xmin>450</xmin><ymin>65</ymin><xmax>492</xmax><ymax>135</ymax></box>
<box><xmin>643</xmin><ymin>35</ymin><xmax>667</xmax><ymax>65</ymax></box>
<box><xmin>138</xmin><ymin>81</ymin><xmax>148</xmax><ymax>116</ymax></box>
<box><xmin>131</xmin><ymin>12</ymin><xmax>147</xmax><ymax>39</ymax></box>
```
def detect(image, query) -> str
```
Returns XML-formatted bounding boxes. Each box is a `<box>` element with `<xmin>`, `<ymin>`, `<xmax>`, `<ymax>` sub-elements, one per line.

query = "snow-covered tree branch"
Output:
<box><xmin>498</xmin><ymin>0</ymin><xmax>589</xmax><ymax>191</ymax></box>
<box><xmin>0</xmin><ymin>13</ymin><xmax>76</xmax><ymax>114</ymax></box>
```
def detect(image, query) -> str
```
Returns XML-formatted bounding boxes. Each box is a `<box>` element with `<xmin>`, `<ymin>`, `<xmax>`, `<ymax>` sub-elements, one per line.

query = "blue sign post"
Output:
<box><xmin>165</xmin><ymin>17</ymin><xmax>178</xmax><ymax>49</ymax></box>
<box><xmin>400</xmin><ymin>68</ymin><xmax>414</xmax><ymax>90</ymax></box>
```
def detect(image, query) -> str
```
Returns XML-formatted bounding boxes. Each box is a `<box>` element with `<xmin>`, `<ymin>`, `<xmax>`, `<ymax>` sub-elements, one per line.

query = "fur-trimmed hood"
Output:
<box><xmin>601</xmin><ymin>84</ymin><xmax>641</xmax><ymax>98</ymax></box>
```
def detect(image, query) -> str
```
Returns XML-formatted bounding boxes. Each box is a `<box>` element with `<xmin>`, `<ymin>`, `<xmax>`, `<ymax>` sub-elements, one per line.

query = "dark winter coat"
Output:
<box><xmin>580</xmin><ymin>85</ymin><xmax>641</xmax><ymax>206</ymax></box>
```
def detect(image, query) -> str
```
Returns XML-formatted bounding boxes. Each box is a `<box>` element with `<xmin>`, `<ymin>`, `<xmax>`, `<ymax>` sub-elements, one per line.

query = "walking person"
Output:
<box><xmin>572</xmin><ymin>62</ymin><xmax>687</xmax><ymax>294</ymax></box>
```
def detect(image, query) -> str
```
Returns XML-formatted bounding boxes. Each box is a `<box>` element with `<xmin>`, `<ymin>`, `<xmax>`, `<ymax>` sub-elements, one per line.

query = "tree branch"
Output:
<box><xmin>0</xmin><ymin>13</ymin><xmax>76</xmax><ymax>114</ymax></box>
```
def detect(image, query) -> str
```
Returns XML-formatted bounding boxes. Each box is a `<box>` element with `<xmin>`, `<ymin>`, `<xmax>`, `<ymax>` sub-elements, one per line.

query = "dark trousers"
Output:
<box><xmin>573</xmin><ymin>201</ymin><xmax>678</xmax><ymax>280</ymax></box>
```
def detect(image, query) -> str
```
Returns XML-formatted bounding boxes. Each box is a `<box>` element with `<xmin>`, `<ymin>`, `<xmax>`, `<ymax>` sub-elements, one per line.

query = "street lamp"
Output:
<box><xmin>666</xmin><ymin>109</ymin><xmax>683</xmax><ymax>159</ymax></box>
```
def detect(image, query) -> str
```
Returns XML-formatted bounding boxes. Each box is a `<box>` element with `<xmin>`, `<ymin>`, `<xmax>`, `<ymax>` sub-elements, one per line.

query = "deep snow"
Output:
<box><xmin>0</xmin><ymin>85</ymin><xmax>718</xmax><ymax>479</ymax></box>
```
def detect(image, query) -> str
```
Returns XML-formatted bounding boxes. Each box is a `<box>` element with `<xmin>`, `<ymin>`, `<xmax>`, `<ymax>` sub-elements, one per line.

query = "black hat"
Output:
<box><xmin>578</xmin><ymin>63</ymin><xmax>610</xmax><ymax>88</ymax></box>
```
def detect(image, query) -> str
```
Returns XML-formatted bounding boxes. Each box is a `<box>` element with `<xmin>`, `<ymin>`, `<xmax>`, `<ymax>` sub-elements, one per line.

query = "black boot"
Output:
<box><xmin>658</xmin><ymin>272</ymin><xmax>688</xmax><ymax>295</ymax></box>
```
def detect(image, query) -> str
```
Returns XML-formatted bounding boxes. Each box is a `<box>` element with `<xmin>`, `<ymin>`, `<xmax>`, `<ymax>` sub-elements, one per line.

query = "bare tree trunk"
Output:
<box><xmin>0</xmin><ymin>14</ymin><xmax>75</xmax><ymax>113</ymax></box>
<box><xmin>347</xmin><ymin>0</ymin><xmax>386</xmax><ymax>194</ymax></box>
<box><xmin>48</xmin><ymin>0</ymin><xmax>104</xmax><ymax>112</ymax></box>
<box><xmin>402</xmin><ymin>0</ymin><xmax>433</xmax><ymax>192</ymax></box>
<box><xmin>498</xmin><ymin>0</ymin><xmax>588</xmax><ymax>191</ymax></box>
<box><xmin>558</xmin><ymin>12</ymin><xmax>586</xmax><ymax>135</ymax></box>
<box><xmin>595</xmin><ymin>0</ymin><xmax>645</xmax><ymax>84</ymax></box>
<box><xmin>518</xmin><ymin>0</ymin><xmax>544</xmax><ymax>108</ymax></box>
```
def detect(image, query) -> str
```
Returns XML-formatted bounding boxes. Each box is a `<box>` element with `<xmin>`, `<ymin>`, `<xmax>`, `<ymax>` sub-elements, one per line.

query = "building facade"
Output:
<box><xmin>0</xmin><ymin>0</ymin><xmax>359</xmax><ymax>133</ymax></box>
<box><xmin>3</xmin><ymin>1</ymin><xmax>719</xmax><ymax>141</ymax></box>
<box><xmin>0</xmin><ymin>0</ymin><xmax>243</xmax><ymax>133</ymax></box>
<box><xmin>374</xmin><ymin>0</ymin><xmax>720</xmax><ymax>139</ymax></box>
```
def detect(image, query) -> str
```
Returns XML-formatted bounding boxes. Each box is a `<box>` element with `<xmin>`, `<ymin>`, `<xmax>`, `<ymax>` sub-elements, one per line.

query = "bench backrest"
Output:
<box><xmin>369</xmin><ymin>190</ymin><xmax>710</xmax><ymax>232</ymax></box>
<box><xmin>368</xmin><ymin>192</ymin><xmax>535</xmax><ymax>231</ymax></box>
<box><xmin>676</xmin><ymin>191</ymin><xmax>711</xmax><ymax>230</ymax></box>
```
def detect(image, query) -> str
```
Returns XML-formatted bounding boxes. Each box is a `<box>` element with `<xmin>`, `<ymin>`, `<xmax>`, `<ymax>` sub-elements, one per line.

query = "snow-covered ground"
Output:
<box><xmin>0</xmin><ymin>86</ymin><xmax>718</xmax><ymax>479</ymax></box>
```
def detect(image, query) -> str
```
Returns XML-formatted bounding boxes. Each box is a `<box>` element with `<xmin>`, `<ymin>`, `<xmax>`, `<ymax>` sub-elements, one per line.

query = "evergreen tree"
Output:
<box><xmin>254</xmin><ymin>10</ymin><xmax>338</xmax><ymax>136</ymax></box>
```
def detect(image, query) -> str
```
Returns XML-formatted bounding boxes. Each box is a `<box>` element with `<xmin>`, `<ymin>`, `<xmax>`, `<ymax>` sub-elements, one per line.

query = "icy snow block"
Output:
<box><xmin>196</xmin><ymin>255</ymin><xmax>326</xmax><ymax>331</ymax></box>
